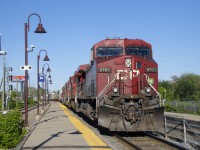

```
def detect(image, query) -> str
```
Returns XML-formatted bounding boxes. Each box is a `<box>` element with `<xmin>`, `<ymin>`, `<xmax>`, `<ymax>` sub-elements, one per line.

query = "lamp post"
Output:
<box><xmin>163</xmin><ymin>90</ymin><xmax>166</xmax><ymax>106</ymax></box>
<box><xmin>164</xmin><ymin>90</ymin><xmax>166</xmax><ymax>100</ymax></box>
<box><xmin>42</xmin><ymin>63</ymin><xmax>51</xmax><ymax>107</ymax></box>
<box><xmin>24</xmin><ymin>13</ymin><xmax>46</xmax><ymax>126</ymax></box>
<box><xmin>0</xmin><ymin>51</ymin><xmax>7</xmax><ymax>110</ymax></box>
<box><xmin>37</xmin><ymin>49</ymin><xmax>50</xmax><ymax>115</ymax></box>
<box><xmin>0</xmin><ymin>34</ymin><xmax>7</xmax><ymax>110</ymax></box>
<box><xmin>46</xmin><ymin>77</ymin><xmax>52</xmax><ymax>104</ymax></box>
<box><xmin>48</xmin><ymin>78</ymin><xmax>52</xmax><ymax>102</ymax></box>
<box><xmin>45</xmin><ymin>72</ymin><xmax>52</xmax><ymax>105</ymax></box>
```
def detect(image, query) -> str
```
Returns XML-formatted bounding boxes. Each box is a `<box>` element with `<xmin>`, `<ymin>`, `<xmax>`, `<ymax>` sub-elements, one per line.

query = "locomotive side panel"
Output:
<box><xmin>85</xmin><ymin>61</ymin><xmax>96</xmax><ymax>97</ymax></box>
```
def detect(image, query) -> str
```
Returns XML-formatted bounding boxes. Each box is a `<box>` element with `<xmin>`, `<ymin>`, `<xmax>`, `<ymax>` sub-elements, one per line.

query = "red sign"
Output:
<box><xmin>12</xmin><ymin>76</ymin><xmax>25</xmax><ymax>81</ymax></box>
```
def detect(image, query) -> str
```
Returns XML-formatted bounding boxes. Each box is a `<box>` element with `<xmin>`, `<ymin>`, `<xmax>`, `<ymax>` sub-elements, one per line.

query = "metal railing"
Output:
<box><xmin>164</xmin><ymin>115</ymin><xmax>200</xmax><ymax>147</ymax></box>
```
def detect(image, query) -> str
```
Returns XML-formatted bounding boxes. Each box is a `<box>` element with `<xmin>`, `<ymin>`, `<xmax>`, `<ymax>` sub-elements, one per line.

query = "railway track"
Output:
<box><xmin>20</xmin><ymin>105</ymin><xmax>38</xmax><ymax>114</ymax></box>
<box><xmin>114</xmin><ymin>132</ymin><xmax>188</xmax><ymax>150</ymax></box>
<box><xmin>0</xmin><ymin>105</ymin><xmax>37</xmax><ymax>114</ymax></box>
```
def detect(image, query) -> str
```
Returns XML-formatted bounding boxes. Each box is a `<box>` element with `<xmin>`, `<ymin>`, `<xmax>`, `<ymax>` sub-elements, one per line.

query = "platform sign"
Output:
<box><xmin>12</xmin><ymin>76</ymin><xmax>25</xmax><ymax>82</ymax></box>
<box><xmin>39</xmin><ymin>75</ymin><xmax>45</xmax><ymax>82</ymax></box>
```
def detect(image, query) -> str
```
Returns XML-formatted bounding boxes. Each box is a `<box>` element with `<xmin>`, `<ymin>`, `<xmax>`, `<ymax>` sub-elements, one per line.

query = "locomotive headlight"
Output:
<box><xmin>125</xmin><ymin>58</ymin><xmax>132</xmax><ymax>68</ymax></box>
<box><xmin>145</xmin><ymin>87</ymin><xmax>151</xmax><ymax>93</ymax></box>
<box><xmin>113</xmin><ymin>87</ymin><xmax>118</xmax><ymax>93</ymax></box>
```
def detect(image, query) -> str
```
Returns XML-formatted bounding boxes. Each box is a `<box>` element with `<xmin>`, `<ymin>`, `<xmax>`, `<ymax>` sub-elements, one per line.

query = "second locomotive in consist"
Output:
<box><xmin>60</xmin><ymin>38</ymin><xmax>164</xmax><ymax>132</ymax></box>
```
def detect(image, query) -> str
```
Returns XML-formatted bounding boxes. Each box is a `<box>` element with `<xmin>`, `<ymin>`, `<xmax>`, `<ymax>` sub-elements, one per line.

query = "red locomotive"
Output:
<box><xmin>60</xmin><ymin>38</ymin><xmax>164</xmax><ymax>132</ymax></box>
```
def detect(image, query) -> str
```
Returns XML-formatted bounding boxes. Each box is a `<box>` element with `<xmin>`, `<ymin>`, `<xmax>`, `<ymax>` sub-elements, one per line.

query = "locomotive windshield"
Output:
<box><xmin>96</xmin><ymin>47</ymin><xmax>123</xmax><ymax>57</ymax></box>
<box><xmin>126</xmin><ymin>47</ymin><xmax>150</xmax><ymax>57</ymax></box>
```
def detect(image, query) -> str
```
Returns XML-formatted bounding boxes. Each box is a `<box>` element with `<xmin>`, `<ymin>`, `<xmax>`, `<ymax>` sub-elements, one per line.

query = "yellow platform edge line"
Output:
<box><xmin>59</xmin><ymin>103</ymin><xmax>112</xmax><ymax>150</ymax></box>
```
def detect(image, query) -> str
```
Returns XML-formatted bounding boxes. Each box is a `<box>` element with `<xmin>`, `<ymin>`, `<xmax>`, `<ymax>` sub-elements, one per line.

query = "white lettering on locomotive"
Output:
<box><xmin>116</xmin><ymin>69</ymin><xmax>140</xmax><ymax>80</ymax></box>
<box><xmin>116</xmin><ymin>70</ymin><xmax>128</xmax><ymax>80</ymax></box>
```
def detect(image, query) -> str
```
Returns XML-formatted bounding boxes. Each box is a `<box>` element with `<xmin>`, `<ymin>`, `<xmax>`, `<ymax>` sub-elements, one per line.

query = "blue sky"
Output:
<box><xmin>0</xmin><ymin>0</ymin><xmax>200</xmax><ymax>92</ymax></box>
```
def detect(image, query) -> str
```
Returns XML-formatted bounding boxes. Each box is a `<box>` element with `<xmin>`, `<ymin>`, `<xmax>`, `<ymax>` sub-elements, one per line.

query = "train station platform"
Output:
<box><xmin>20</xmin><ymin>101</ymin><xmax>111</xmax><ymax>150</ymax></box>
<box><xmin>165</xmin><ymin>112</ymin><xmax>200</xmax><ymax>121</ymax></box>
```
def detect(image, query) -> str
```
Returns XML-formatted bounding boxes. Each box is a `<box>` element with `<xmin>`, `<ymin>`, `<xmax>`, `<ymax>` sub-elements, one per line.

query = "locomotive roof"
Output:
<box><xmin>92</xmin><ymin>38</ymin><xmax>152</xmax><ymax>49</ymax></box>
<box><xmin>77</xmin><ymin>64</ymin><xmax>90</xmax><ymax>72</ymax></box>
<box><xmin>73</xmin><ymin>64</ymin><xmax>90</xmax><ymax>76</ymax></box>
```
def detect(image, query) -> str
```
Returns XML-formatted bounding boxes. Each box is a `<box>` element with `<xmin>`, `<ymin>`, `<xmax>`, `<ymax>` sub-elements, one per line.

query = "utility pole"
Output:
<box><xmin>0</xmin><ymin>34</ymin><xmax>7</xmax><ymax>110</ymax></box>
<box><xmin>1</xmin><ymin>53</ymin><xmax>6</xmax><ymax>110</ymax></box>
<box><xmin>33</xmin><ymin>83</ymin><xmax>35</xmax><ymax>101</ymax></box>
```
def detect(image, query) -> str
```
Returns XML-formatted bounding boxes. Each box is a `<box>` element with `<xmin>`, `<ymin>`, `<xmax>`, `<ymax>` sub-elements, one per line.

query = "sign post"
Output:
<box><xmin>12</xmin><ymin>76</ymin><xmax>25</xmax><ymax>81</ymax></box>
<box><xmin>39</xmin><ymin>75</ymin><xmax>45</xmax><ymax>82</ymax></box>
<box><xmin>12</xmin><ymin>76</ymin><xmax>25</xmax><ymax>101</ymax></box>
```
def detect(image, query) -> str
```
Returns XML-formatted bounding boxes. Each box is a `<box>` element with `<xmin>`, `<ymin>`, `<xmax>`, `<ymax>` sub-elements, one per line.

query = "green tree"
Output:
<box><xmin>159</xmin><ymin>80</ymin><xmax>175</xmax><ymax>100</ymax></box>
<box><xmin>174</xmin><ymin>73</ymin><xmax>200</xmax><ymax>101</ymax></box>
<box><xmin>10</xmin><ymin>91</ymin><xmax>17</xmax><ymax>100</ymax></box>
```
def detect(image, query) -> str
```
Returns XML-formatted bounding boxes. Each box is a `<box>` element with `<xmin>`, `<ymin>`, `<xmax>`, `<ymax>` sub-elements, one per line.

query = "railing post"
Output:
<box><xmin>165</xmin><ymin>116</ymin><xmax>168</xmax><ymax>138</ymax></box>
<box><xmin>193</xmin><ymin>102</ymin><xmax>196</xmax><ymax>114</ymax></box>
<box><xmin>183</xmin><ymin>118</ymin><xmax>187</xmax><ymax>143</ymax></box>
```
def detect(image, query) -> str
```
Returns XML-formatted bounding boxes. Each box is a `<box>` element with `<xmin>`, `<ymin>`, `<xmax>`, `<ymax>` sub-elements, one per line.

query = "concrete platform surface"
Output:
<box><xmin>21</xmin><ymin>101</ymin><xmax>111</xmax><ymax>150</ymax></box>
<box><xmin>165</xmin><ymin>112</ymin><xmax>200</xmax><ymax>121</ymax></box>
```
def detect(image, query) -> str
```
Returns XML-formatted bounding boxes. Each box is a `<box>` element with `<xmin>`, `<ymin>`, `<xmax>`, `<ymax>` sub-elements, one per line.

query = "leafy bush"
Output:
<box><xmin>8</xmin><ymin>100</ymin><xmax>24</xmax><ymax>110</ymax></box>
<box><xmin>0</xmin><ymin>100</ymin><xmax>2</xmax><ymax>111</ymax></box>
<box><xmin>165</xmin><ymin>100</ymin><xmax>200</xmax><ymax>115</ymax></box>
<box><xmin>7</xmin><ymin>98</ymin><xmax>36</xmax><ymax>110</ymax></box>
<box><xmin>0</xmin><ymin>110</ymin><xmax>26</xmax><ymax>149</ymax></box>
<box><xmin>197</xmin><ymin>108</ymin><xmax>200</xmax><ymax>115</ymax></box>
<box><xmin>164</xmin><ymin>103</ymin><xmax>171</xmax><ymax>112</ymax></box>
<box><xmin>28</xmin><ymin>98</ymin><xmax>36</xmax><ymax>106</ymax></box>
<box><xmin>16</xmin><ymin>100</ymin><xmax>24</xmax><ymax>109</ymax></box>
<box><xmin>8</xmin><ymin>100</ymin><xmax>16</xmax><ymax>109</ymax></box>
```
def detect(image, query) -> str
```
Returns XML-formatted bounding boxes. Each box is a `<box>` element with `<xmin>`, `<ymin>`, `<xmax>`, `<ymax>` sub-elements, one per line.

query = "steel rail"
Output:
<box><xmin>144</xmin><ymin>132</ymin><xmax>189</xmax><ymax>150</ymax></box>
<box><xmin>1</xmin><ymin>105</ymin><xmax>38</xmax><ymax>114</ymax></box>
<box><xmin>114</xmin><ymin>134</ymin><xmax>142</xmax><ymax>150</ymax></box>
<box><xmin>20</xmin><ymin>105</ymin><xmax>38</xmax><ymax>114</ymax></box>
<box><xmin>114</xmin><ymin>132</ymin><xmax>189</xmax><ymax>150</ymax></box>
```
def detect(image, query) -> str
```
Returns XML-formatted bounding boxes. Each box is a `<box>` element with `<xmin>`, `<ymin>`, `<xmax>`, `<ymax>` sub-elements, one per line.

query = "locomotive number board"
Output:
<box><xmin>145</xmin><ymin>67</ymin><xmax>157</xmax><ymax>73</ymax></box>
<box><xmin>98</xmin><ymin>67</ymin><xmax>111</xmax><ymax>73</ymax></box>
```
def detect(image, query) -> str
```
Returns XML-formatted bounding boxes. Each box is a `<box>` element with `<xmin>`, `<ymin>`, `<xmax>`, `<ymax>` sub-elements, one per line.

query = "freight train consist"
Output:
<box><xmin>60</xmin><ymin>38</ymin><xmax>164</xmax><ymax>132</ymax></box>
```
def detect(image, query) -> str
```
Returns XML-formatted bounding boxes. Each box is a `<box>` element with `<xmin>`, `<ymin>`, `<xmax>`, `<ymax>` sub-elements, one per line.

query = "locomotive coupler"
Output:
<box><xmin>125</xmin><ymin>111</ymin><xmax>137</xmax><ymax>123</ymax></box>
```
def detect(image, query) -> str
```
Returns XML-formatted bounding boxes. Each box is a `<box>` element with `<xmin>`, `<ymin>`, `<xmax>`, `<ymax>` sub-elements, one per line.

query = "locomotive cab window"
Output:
<box><xmin>96</xmin><ymin>47</ymin><xmax>123</xmax><ymax>57</ymax></box>
<box><xmin>126</xmin><ymin>47</ymin><xmax>151</xmax><ymax>58</ymax></box>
